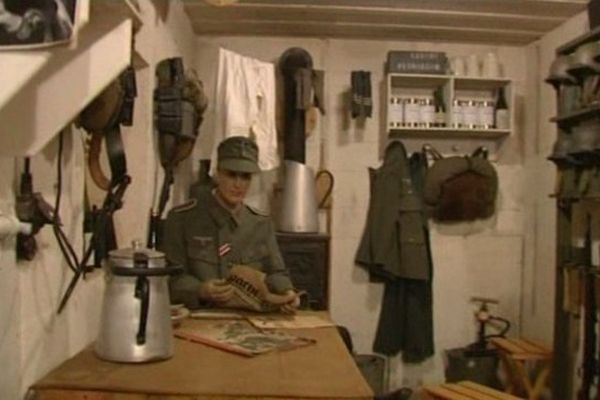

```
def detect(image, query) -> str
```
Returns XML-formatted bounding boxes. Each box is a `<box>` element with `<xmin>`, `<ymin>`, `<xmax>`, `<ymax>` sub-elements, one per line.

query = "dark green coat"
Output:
<box><xmin>355</xmin><ymin>141</ymin><xmax>434</xmax><ymax>362</ymax></box>
<box><xmin>163</xmin><ymin>187</ymin><xmax>293</xmax><ymax>309</ymax></box>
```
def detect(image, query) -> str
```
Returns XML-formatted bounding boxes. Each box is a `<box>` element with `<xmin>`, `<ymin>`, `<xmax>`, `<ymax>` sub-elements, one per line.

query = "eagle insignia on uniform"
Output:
<box><xmin>172</xmin><ymin>199</ymin><xmax>197</xmax><ymax>213</ymax></box>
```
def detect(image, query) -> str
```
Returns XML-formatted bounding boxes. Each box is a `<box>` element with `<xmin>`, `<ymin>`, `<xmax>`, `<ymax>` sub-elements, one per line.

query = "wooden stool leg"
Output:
<box><xmin>529</xmin><ymin>364</ymin><xmax>551</xmax><ymax>400</ymax></box>
<box><xmin>498</xmin><ymin>352</ymin><xmax>522</xmax><ymax>394</ymax></box>
<box><xmin>513</xmin><ymin>360</ymin><xmax>534</xmax><ymax>398</ymax></box>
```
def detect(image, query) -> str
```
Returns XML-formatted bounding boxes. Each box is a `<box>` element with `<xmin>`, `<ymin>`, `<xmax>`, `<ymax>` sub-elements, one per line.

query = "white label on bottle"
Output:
<box><xmin>452</xmin><ymin>102</ymin><xmax>463</xmax><ymax>127</ymax></box>
<box><xmin>479</xmin><ymin>104</ymin><xmax>494</xmax><ymax>128</ymax></box>
<box><xmin>495</xmin><ymin>109</ymin><xmax>509</xmax><ymax>130</ymax></box>
<box><xmin>405</xmin><ymin>100</ymin><xmax>420</xmax><ymax>125</ymax></box>
<box><xmin>463</xmin><ymin>102</ymin><xmax>477</xmax><ymax>128</ymax></box>
<box><xmin>435</xmin><ymin>111</ymin><xmax>446</xmax><ymax>127</ymax></box>
<box><xmin>393</xmin><ymin>98</ymin><xmax>404</xmax><ymax>126</ymax></box>
<box><xmin>420</xmin><ymin>102</ymin><xmax>435</xmax><ymax>126</ymax></box>
<box><xmin>388</xmin><ymin>98</ymin><xmax>396</xmax><ymax>128</ymax></box>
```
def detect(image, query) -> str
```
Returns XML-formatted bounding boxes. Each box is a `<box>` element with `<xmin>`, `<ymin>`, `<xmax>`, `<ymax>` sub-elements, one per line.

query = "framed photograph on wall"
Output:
<box><xmin>0</xmin><ymin>0</ymin><xmax>77</xmax><ymax>49</ymax></box>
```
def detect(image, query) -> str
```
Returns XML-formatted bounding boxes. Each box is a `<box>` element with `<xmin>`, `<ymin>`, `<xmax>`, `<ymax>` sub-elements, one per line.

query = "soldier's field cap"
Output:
<box><xmin>217</xmin><ymin>136</ymin><xmax>260</xmax><ymax>173</ymax></box>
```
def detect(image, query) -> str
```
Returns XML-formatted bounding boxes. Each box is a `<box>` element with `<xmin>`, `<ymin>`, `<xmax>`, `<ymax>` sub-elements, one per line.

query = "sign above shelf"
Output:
<box><xmin>388</xmin><ymin>73</ymin><xmax>511</xmax><ymax>91</ymax></box>
<box><xmin>389</xmin><ymin>128</ymin><xmax>510</xmax><ymax>140</ymax></box>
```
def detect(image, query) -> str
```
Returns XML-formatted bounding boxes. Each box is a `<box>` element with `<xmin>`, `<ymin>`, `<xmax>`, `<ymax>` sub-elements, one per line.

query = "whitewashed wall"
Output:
<box><xmin>0</xmin><ymin>1</ymin><xmax>196</xmax><ymax>399</ymax></box>
<box><xmin>191</xmin><ymin>36</ymin><xmax>529</xmax><ymax>390</ymax></box>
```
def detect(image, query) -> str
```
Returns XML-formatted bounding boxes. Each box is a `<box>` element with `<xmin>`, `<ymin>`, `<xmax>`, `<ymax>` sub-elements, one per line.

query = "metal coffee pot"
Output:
<box><xmin>95</xmin><ymin>242</ymin><xmax>180</xmax><ymax>363</ymax></box>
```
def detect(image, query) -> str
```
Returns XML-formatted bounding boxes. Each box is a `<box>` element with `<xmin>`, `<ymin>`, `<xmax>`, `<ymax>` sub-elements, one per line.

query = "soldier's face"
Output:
<box><xmin>216</xmin><ymin>169</ymin><xmax>252</xmax><ymax>208</ymax></box>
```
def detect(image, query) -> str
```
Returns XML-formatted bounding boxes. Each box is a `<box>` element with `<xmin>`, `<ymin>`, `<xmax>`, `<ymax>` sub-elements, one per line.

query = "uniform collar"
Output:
<box><xmin>208</xmin><ymin>189</ymin><xmax>244</xmax><ymax>228</ymax></box>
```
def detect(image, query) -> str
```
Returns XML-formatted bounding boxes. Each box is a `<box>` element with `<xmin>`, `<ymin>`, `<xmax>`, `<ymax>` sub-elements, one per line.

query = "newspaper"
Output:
<box><xmin>246</xmin><ymin>313</ymin><xmax>335</xmax><ymax>330</ymax></box>
<box><xmin>174</xmin><ymin>320</ymin><xmax>316</xmax><ymax>357</ymax></box>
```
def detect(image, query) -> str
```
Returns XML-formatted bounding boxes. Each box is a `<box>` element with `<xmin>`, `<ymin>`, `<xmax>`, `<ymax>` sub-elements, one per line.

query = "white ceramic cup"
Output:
<box><xmin>451</xmin><ymin>57</ymin><xmax>465</xmax><ymax>76</ymax></box>
<box><xmin>466</xmin><ymin>54</ymin><xmax>480</xmax><ymax>77</ymax></box>
<box><xmin>482</xmin><ymin>52</ymin><xmax>500</xmax><ymax>78</ymax></box>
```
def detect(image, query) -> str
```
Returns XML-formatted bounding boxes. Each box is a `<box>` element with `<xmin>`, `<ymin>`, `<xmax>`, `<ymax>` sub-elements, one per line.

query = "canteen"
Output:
<box><xmin>95</xmin><ymin>242</ymin><xmax>180</xmax><ymax>363</ymax></box>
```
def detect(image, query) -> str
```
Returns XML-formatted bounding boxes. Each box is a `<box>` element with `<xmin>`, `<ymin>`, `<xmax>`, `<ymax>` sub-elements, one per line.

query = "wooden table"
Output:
<box><xmin>30</xmin><ymin>313</ymin><xmax>373</xmax><ymax>400</ymax></box>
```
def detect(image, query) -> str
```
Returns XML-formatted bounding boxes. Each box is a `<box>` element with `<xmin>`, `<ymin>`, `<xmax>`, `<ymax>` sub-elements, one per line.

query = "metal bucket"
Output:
<box><xmin>278</xmin><ymin>160</ymin><xmax>319</xmax><ymax>233</ymax></box>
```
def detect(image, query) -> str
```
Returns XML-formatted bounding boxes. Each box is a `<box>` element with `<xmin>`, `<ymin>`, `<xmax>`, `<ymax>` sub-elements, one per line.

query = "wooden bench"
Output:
<box><xmin>490</xmin><ymin>337</ymin><xmax>552</xmax><ymax>400</ymax></box>
<box><xmin>423</xmin><ymin>380</ymin><xmax>523</xmax><ymax>399</ymax></box>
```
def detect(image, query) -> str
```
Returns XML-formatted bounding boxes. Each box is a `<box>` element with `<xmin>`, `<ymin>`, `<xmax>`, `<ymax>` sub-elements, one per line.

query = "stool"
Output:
<box><xmin>423</xmin><ymin>380</ymin><xmax>523</xmax><ymax>399</ymax></box>
<box><xmin>490</xmin><ymin>337</ymin><xmax>552</xmax><ymax>400</ymax></box>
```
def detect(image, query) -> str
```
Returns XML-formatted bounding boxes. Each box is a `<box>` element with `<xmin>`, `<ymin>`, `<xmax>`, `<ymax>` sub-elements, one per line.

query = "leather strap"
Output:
<box><xmin>105</xmin><ymin>125</ymin><xmax>127</xmax><ymax>186</ymax></box>
<box><xmin>87</xmin><ymin>132</ymin><xmax>110</xmax><ymax>190</ymax></box>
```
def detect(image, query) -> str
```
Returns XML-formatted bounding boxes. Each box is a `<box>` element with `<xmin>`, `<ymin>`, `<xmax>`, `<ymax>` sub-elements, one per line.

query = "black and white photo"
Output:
<box><xmin>0</xmin><ymin>0</ymin><xmax>76</xmax><ymax>48</ymax></box>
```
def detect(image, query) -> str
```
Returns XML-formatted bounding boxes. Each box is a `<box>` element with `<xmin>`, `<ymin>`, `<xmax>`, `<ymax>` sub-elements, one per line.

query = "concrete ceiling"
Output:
<box><xmin>181</xmin><ymin>0</ymin><xmax>588</xmax><ymax>45</ymax></box>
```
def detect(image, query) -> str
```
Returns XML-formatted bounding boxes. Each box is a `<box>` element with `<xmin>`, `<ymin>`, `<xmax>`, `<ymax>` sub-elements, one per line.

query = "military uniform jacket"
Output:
<box><xmin>355</xmin><ymin>141</ymin><xmax>430</xmax><ymax>281</ymax></box>
<box><xmin>355</xmin><ymin>141</ymin><xmax>434</xmax><ymax>362</ymax></box>
<box><xmin>164</xmin><ymin>187</ymin><xmax>293</xmax><ymax>309</ymax></box>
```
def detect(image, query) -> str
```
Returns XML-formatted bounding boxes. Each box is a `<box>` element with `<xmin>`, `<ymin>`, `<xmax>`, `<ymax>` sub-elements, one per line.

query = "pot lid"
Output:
<box><xmin>109</xmin><ymin>240</ymin><xmax>165</xmax><ymax>260</ymax></box>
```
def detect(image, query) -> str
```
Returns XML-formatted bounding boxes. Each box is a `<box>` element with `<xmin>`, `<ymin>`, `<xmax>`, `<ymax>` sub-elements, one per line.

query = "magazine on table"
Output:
<box><xmin>174</xmin><ymin>319</ymin><xmax>316</xmax><ymax>357</ymax></box>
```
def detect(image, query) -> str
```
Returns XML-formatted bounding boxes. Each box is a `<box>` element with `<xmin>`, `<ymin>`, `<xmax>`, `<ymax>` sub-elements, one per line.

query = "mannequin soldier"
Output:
<box><xmin>163</xmin><ymin>136</ymin><xmax>299</xmax><ymax>312</ymax></box>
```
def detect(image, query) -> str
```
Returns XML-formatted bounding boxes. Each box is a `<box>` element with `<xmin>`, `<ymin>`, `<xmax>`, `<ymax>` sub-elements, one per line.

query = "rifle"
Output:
<box><xmin>578</xmin><ymin>233</ymin><xmax>597</xmax><ymax>400</ymax></box>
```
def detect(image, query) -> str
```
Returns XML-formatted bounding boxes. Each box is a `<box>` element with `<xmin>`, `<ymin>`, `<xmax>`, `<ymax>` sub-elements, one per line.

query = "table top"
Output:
<box><xmin>32</xmin><ymin>312</ymin><xmax>373</xmax><ymax>400</ymax></box>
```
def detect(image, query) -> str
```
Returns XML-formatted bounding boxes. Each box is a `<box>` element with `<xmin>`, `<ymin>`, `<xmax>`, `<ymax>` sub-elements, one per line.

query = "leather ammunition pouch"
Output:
<box><xmin>154</xmin><ymin>57</ymin><xmax>208</xmax><ymax>170</ymax></box>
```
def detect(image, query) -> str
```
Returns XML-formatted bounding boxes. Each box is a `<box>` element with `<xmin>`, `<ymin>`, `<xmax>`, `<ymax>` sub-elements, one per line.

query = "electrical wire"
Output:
<box><xmin>51</xmin><ymin>130</ymin><xmax>80</xmax><ymax>274</ymax></box>
<box><xmin>51</xmin><ymin>128</ymin><xmax>98</xmax><ymax>313</ymax></box>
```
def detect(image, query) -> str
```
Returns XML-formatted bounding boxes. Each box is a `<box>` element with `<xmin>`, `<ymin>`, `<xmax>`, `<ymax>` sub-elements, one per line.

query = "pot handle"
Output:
<box><xmin>134</xmin><ymin>276</ymin><xmax>149</xmax><ymax>345</ymax></box>
<box><xmin>134</xmin><ymin>253</ymin><xmax>150</xmax><ymax>345</ymax></box>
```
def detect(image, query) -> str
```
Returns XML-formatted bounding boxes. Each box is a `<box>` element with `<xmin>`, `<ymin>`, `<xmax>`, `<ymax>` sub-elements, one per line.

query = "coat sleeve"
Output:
<box><xmin>355</xmin><ymin>168</ymin><xmax>401</xmax><ymax>281</ymax></box>
<box><xmin>164</xmin><ymin>210</ymin><xmax>202</xmax><ymax>309</ymax></box>
<box><xmin>263</xmin><ymin>221</ymin><xmax>295</xmax><ymax>294</ymax></box>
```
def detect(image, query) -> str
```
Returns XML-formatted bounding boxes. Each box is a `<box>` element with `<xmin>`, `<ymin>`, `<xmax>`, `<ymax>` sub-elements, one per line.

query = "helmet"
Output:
<box><xmin>569</xmin><ymin>120</ymin><xmax>600</xmax><ymax>164</ymax></box>
<box><xmin>546</xmin><ymin>55</ymin><xmax>577</xmax><ymax>87</ymax></box>
<box><xmin>548</xmin><ymin>130</ymin><xmax>578</xmax><ymax>166</ymax></box>
<box><xmin>567</xmin><ymin>41</ymin><xmax>600</xmax><ymax>78</ymax></box>
<box><xmin>583</xmin><ymin>167</ymin><xmax>600</xmax><ymax>199</ymax></box>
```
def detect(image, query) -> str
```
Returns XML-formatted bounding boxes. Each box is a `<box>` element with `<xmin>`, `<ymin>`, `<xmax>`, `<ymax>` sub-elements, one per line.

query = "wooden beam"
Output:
<box><xmin>181</xmin><ymin>0</ymin><xmax>586</xmax><ymax>45</ymax></box>
<box><xmin>184</xmin><ymin>5</ymin><xmax>564</xmax><ymax>33</ymax></box>
<box><xmin>182</xmin><ymin>0</ymin><xmax>587</xmax><ymax>18</ymax></box>
<box><xmin>189</xmin><ymin>19</ymin><xmax>541</xmax><ymax>45</ymax></box>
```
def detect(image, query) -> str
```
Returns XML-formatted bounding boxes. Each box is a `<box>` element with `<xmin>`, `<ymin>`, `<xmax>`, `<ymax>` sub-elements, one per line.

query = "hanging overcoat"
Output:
<box><xmin>355</xmin><ymin>141</ymin><xmax>434</xmax><ymax>362</ymax></box>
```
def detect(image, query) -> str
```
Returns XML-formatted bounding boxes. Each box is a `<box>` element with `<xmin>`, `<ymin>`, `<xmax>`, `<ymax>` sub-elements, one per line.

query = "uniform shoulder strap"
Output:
<box><xmin>245</xmin><ymin>203</ymin><xmax>269</xmax><ymax>217</ymax></box>
<box><xmin>172</xmin><ymin>199</ymin><xmax>197</xmax><ymax>213</ymax></box>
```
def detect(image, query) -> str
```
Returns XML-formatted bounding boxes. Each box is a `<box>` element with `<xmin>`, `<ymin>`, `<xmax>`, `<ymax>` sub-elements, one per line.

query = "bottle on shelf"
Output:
<box><xmin>451</xmin><ymin>98</ymin><xmax>463</xmax><ymax>128</ymax></box>
<box><xmin>388</xmin><ymin>97</ymin><xmax>397</xmax><ymax>129</ymax></box>
<box><xmin>404</xmin><ymin>97</ymin><xmax>420</xmax><ymax>128</ymax></box>
<box><xmin>494</xmin><ymin>87</ymin><xmax>509</xmax><ymax>130</ymax></box>
<box><xmin>479</xmin><ymin>100</ymin><xmax>494</xmax><ymax>129</ymax></box>
<box><xmin>420</xmin><ymin>97</ymin><xmax>435</xmax><ymax>128</ymax></box>
<box><xmin>433</xmin><ymin>88</ymin><xmax>446</xmax><ymax>127</ymax></box>
<box><xmin>462</xmin><ymin>99</ymin><xmax>477</xmax><ymax>129</ymax></box>
<box><xmin>388</xmin><ymin>97</ymin><xmax>404</xmax><ymax>129</ymax></box>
